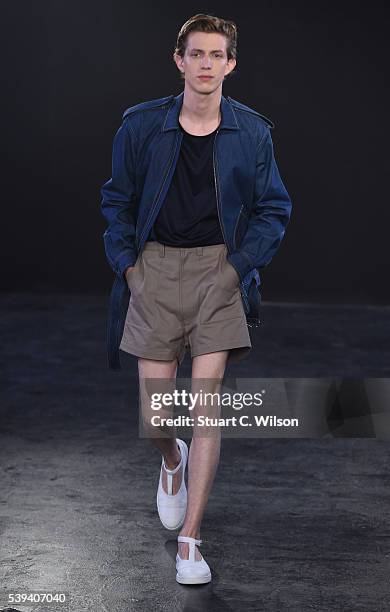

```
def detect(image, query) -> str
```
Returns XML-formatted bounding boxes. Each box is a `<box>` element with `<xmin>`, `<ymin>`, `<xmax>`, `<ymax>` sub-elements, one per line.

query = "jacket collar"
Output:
<box><xmin>162</xmin><ymin>90</ymin><xmax>239</xmax><ymax>132</ymax></box>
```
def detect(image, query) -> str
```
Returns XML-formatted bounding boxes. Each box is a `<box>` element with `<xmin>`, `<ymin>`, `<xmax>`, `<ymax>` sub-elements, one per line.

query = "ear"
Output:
<box><xmin>226</xmin><ymin>57</ymin><xmax>237</xmax><ymax>76</ymax></box>
<box><xmin>173</xmin><ymin>52</ymin><xmax>185</xmax><ymax>75</ymax></box>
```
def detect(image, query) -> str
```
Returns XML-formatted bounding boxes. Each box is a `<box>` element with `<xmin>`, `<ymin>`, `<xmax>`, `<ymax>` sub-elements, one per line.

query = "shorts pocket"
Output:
<box><xmin>126</xmin><ymin>255</ymin><xmax>142</xmax><ymax>293</ymax></box>
<box><xmin>199</xmin><ymin>250</ymin><xmax>244</xmax><ymax>325</ymax></box>
<box><xmin>222</xmin><ymin>260</ymin><xmax>241</xmax><ymax>293</ymax></box>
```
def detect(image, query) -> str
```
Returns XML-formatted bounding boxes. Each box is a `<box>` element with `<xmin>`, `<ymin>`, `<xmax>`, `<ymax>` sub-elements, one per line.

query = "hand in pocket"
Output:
<box><xmin>225</xmin><ymin>260</ymin><xmax>240</xmax><ymax>288</ymax></box>
<box><xmin>124</xmin><ymin>265</ymin><xmax>135</xmax><ymax>289</ymax></box>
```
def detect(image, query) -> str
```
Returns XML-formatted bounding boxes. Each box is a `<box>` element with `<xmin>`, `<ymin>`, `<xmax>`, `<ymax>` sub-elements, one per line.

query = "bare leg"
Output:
<box><xmin>178</xmin><ymin>350</ymin><xmax>229</xmax><ymax>561</ymax></box>
<box><xmin>138</xmin><ymin>357</ymin><xmax>183</xmax><ymax>494</ymax></box>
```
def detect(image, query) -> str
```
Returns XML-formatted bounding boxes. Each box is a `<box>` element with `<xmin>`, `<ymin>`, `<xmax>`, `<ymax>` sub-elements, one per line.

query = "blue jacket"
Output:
<box><xmin>101</xmin><ymin>90</ymin><xmax>292</xmax><ymax>370</ymax></box>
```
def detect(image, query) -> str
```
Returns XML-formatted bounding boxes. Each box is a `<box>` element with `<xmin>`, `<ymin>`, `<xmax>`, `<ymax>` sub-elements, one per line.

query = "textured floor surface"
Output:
<box><xmin>1</xmin><ymin>292</ymin><xmax>390</xmax><ymax>611</ymax></box>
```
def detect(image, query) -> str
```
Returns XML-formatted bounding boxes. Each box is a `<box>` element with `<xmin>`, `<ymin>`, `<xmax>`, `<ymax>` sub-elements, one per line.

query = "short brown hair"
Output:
<box><xmin>173</xmin><ymin>13</ymin><xmax>238</xmax><ymax>80</ymax></box>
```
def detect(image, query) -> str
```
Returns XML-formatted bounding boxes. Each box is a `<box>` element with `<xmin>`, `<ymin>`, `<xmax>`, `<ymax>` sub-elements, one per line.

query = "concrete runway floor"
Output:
<box><xmin>1</xmin><ymin>292</ymin><xmax>390</xmax><ymax>611</ymax></box>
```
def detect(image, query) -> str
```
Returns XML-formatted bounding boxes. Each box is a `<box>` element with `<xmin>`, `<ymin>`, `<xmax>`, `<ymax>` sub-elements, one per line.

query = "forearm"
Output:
<box><xmin>100</xmin><ymin>119</ymin><xmax>138</xmax><ymax>276</ymax></box>
<box><xmin>227</xmin><ymin>128</ymin><xmax>292</xmax><ymax>280</ymax></box>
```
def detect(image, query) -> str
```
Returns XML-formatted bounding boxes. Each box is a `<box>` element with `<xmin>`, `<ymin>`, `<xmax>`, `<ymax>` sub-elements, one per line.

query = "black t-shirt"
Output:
<box><xmin>147</xmin><ymin>121</ymin><xmax>224</xmax><ymax>247</ymax></box>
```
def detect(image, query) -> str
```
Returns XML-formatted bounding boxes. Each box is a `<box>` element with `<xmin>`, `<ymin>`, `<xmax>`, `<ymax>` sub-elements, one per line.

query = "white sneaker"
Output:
<box><xmin>156</xmin><ymin>438</ymin><xmax>188</xmax><ymax>530</ymax></box>
<box><xmin>176</xmin><ymin>535</ymin><xmax>212</xmax><ymax>585</ymax></box>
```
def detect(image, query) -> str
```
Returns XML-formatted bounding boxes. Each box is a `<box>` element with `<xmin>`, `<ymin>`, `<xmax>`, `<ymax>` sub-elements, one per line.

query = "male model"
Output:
<box><xmin>101</xmin><ymin>13</ymin><xmax>292</xmax><ymax>585</ymax></box>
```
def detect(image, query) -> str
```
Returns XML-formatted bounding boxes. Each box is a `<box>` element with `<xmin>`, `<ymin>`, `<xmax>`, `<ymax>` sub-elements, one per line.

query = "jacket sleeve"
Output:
<box><xmin>100</xmin><ymin>118</ymin><xmax>138</xmax><ymax>277</ymax></box>
<box><xmin>227</xmin><ymin>127</ymin><xmax>293</xmax><ymax>281</ymax></box>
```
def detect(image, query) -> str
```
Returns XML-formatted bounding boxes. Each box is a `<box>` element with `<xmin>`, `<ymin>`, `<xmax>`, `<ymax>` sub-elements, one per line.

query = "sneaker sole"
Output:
<box><xmin>176</xmin><ymin>572</ymin><xmax>212</xmax><ymax>585</ymax></box>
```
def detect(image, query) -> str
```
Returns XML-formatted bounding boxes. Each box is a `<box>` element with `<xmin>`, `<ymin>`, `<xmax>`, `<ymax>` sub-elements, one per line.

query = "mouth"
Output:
<box><xmin>198</xmin><ymin>76</ymin><xmax>213</xmax><ymax>80</ymax></box>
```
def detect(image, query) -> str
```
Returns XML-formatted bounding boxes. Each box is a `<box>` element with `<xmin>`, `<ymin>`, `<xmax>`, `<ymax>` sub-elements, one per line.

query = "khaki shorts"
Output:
<box><xmin>119</xmin><ymin>241</ymin><xmax>252</xmax><ymax>365</ymax></box>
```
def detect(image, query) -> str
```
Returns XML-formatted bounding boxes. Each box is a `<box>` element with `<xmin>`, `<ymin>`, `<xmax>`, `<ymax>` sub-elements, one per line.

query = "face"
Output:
<box><xmin>174</xmin><ymin>31</ymin><xmax>236</xmax><ymax>93</ymax></box>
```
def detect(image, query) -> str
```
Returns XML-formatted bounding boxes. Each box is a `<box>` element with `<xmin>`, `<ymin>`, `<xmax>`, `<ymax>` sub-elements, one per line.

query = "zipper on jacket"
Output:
<box><xmin>213</xmin><ymin>130</ymin><xmax>246</xmax><ymax>301</ymax></box>
<box><xmin>213</xmin><ymin>129</ymin><xmax>229</xmax><ymax>252</ymax></box>
<box><xmin>137</xmin><ymin>132</ymin><xmax>180</xmax><ymax>250</ymax></box>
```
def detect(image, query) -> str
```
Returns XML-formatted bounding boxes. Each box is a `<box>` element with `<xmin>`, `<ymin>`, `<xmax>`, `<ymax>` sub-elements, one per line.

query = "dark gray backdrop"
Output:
<box><xmin>2</xmin><ymin>1</ymin><xmax>389</xmax><ymax>304</ymax></box>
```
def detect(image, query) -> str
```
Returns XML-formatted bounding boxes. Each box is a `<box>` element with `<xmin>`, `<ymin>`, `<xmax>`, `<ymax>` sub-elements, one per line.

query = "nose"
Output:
<box><xmin>200</xmin><ymin>56</ymin><xmax>212</xmax><ymax>68</ymax></box>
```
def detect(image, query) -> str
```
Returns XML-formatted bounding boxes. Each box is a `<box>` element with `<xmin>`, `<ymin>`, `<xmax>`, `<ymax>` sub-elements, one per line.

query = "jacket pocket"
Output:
<box><xmin>233</xmin><ymin>203</ymin><xmax>250</xmax><ymax>249</ymax></box>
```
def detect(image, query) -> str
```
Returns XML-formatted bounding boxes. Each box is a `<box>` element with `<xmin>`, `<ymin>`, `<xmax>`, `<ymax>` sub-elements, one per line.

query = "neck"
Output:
<box><xmin>180</xmin><ymin>85</ymin><xmax>222</xmax><ymax>125</ymax></box>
